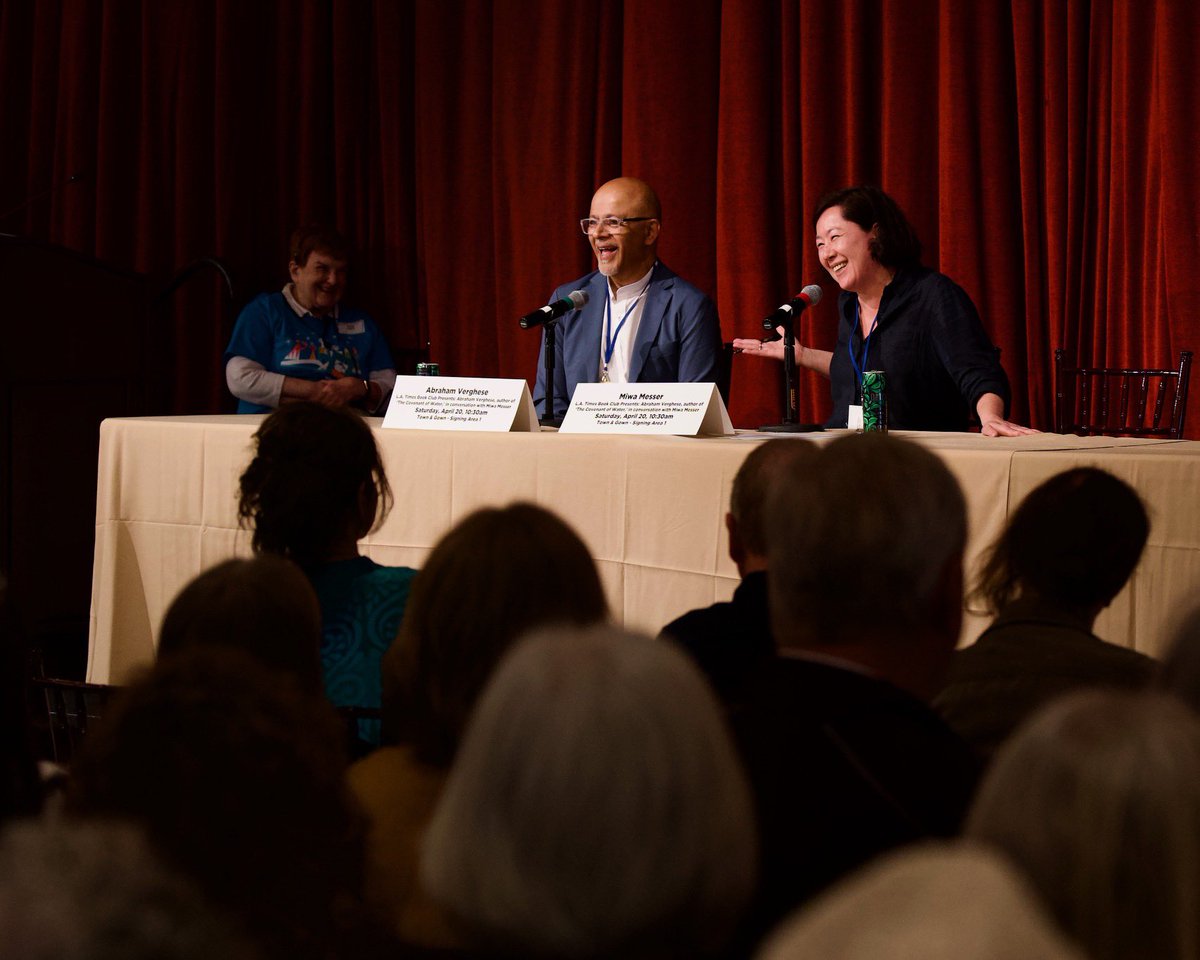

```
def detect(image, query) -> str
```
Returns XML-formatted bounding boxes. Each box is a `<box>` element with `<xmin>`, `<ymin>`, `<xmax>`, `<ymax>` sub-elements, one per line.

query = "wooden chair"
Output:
<box><xmin>1054</xmin><ymin>349</ymin><xmax>1192</xmax><ymax>438</ymax></box>
<box><xmin>29</xmin><ymin>677</ymin><xmax>118</xmax><ymax>766</ymax></box>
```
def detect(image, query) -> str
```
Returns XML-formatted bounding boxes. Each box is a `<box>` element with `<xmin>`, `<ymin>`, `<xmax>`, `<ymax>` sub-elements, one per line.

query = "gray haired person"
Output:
<box><xmin>968</xmin><ymin>690</ymin><xmax>1200</xmax><ymax>960</ymax></box>
<box><xmin>422</xmin><ymin>624</ymin><xmax>757</xmax><ymax>958</ymax></box>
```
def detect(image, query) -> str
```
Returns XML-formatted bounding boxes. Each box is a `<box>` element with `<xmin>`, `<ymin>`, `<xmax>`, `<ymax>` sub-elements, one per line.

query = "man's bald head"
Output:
<box><xmin>587</xmin><ymin>178</ymin><xmax>662</xmax><ymax>287</ymax></box>
<box><xmin>592</xmin><ymin>177</ymin><xmax>662</xmax><ymax>220</ymax></box>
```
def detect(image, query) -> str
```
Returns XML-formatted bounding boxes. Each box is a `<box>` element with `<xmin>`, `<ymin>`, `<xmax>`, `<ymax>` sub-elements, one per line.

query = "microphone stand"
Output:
<box><xmin>759</xmin><ymin>317</ymin><xmax>823</xmax><ymax>433</ymax></box>
<box><xmin>540</xmin><ymin>320</ymin><xmax>564</xmax><ymax>428</ymax></box>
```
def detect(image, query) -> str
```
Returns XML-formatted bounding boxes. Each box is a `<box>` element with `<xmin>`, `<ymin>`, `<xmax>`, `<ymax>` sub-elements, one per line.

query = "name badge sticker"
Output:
<box><xmin>337</xmin><ymin>320</ymin><xmax>366</xmax><ymax>335</ymax></box>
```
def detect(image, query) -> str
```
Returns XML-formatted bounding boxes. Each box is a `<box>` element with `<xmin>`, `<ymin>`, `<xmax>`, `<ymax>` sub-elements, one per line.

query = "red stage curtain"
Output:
<box><xmin>2</xmin><ymin>0</ymin><xmax>1198</xmax><ymax>433</ymax></box>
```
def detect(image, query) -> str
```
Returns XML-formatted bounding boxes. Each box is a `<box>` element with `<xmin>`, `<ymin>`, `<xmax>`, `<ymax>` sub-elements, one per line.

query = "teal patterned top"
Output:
<box><xmin>306</xmin><ymin>556</ymin><xmax>417</xmax><ymax>745</ymax></box>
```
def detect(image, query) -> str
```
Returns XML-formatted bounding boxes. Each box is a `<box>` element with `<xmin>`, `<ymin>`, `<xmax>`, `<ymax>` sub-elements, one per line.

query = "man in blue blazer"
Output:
<box><xmin>532</xmin><ymin>177</ymin><xmax>723</xmax><ymax>418</ymax></box>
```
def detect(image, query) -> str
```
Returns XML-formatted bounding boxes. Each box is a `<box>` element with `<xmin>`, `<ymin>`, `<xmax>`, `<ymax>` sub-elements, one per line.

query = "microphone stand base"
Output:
<box><xmin>539</xmin><ymin>416</ymin><xmax>564</xmax><ymax>429</ymax></box>
<box><xmin>758</xmin><ymin>423</ymin><xmax>825</xmax><ymax>433</ymax></box>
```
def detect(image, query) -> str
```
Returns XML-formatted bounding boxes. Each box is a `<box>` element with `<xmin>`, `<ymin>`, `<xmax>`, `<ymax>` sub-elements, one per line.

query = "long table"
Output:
<box><xmin>87</xmin><ymin>416</ymin><xmax>1200</xmax><ymax>684</ymax></box>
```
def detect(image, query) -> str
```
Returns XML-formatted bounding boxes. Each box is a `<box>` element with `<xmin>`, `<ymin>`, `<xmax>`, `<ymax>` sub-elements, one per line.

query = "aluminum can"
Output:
<box><xmin>861</xmin><ymin>369</ymin><xmax>887</xmax><ymax>432</ymax></box>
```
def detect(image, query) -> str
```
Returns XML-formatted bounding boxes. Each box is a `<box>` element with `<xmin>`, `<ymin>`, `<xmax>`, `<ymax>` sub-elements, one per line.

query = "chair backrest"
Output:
<box><xmin>29</xmin><ymin>677</ymin><xmax>119</xmax><ymax>766</ymax></box>
<box><xmin>1054</xmin><ymin>349</ymin><xmax>1193</xmax><ymax>438</ymax></box>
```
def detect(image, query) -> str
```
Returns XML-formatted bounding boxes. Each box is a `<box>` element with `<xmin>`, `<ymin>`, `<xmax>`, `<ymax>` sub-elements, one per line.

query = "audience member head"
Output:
<box><xmin>383</xmin><ymin>502</ymin><xmax>607</xmax><ymax>765</ymax></box>
<box><xmin>67</xmin><ymin>647</ymin><xmax>369</xmax><ymax>960</ymax></box>
<box><xmin>767</xmin><ymin>432</ymin><xmax>967</xmax><ymax>698</ymax></box>
<box><xmin>157</xmin><ymin>555</ymin><xmax>323</xmax><ymax>693</ymax></box>
<box><xmin>758</xmin><ymin>843</ymin><xmax>1083</xmax><ymax>960</ymax></box>
<box><xmin>238</xmin><ymin>401</ymin><xmax>392</xmax><ymax>568</ymax></box>
<box><xmin>968</xmin><ymin>467</ymin><xmax>1148</xmax><ymax>621</ymax></box>
<box><xmin>421</xmin><ymin>624</ymin><xmax>756</xmax><ymax>959</ymax></box>
<box><xmin>0</xmin><ymin>818</ymin><xmax>253</xmax><ymax>960</ymax></box>
<box><xmin>967</xmin><ymin>690</ymin><xmax>1200</xmax><ymax>960</ymax></box>
<box><xmin>727</xmin><ymin>440</ymin><xmax>821</xmax><ymax>577</ymax></box>
<box><xmin>1158</xmin><ymin>603</ymin><xmax>1200</xmax><ymax>712</ymax></box>
<box><xmin>812</xmin><ymin>185</ymin><xmax>922</xmax><ymax>269</ymax></box>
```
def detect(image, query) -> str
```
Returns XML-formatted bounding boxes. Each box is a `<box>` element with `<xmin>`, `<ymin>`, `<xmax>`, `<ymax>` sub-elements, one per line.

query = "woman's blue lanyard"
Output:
<box><xmin>847</xmin><ymin>299</ymin><xmax>879</xmax><ymax>395</ymax></box>
<box><xmin>603</xmin><ymin>265</ymin><xmax>653</xmax><ymax>381</ymax></box>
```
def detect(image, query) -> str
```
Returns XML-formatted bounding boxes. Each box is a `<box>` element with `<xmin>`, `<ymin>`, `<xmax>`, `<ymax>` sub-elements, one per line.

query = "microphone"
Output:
<box><xmin>519</xmin><ymin>289</ymin><xmax>589</xmax><ymax>329</ymax></box>
<box><xmin>762</xmin><ymin>284</ymin><xmax>822</xmax><ymax>330</ymax></box>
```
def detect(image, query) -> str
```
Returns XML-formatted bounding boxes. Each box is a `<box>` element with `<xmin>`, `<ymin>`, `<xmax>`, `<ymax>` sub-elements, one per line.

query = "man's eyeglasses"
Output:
<box><xmin>579</xmin><ymin>216</ymin><xmax>655</xmax><ymax>235</ymax></box>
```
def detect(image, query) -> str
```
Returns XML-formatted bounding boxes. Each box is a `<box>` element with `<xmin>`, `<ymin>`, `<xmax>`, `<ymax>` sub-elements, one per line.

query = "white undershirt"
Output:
<box><xmin>598</xmin><ymin>263</ymin><xmax>655</xmax><ymax>384</ymax></box>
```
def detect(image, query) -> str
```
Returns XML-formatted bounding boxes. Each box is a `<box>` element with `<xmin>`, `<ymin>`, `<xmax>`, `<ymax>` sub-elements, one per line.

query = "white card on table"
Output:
<box><xmin>559</xmin><ymin>382</ymin><xmax>733</xmax><ymax>436</ymax></box>
<box><xmin>382</xmin><ymin>376</ymin><xmax>538</xmax><ymax>432</ymax></box>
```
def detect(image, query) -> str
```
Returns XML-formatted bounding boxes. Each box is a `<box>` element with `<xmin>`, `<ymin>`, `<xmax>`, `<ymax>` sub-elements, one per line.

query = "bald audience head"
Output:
<box><xmin>728</xmin><ymin>440</ymin><xmax>822</xmax><ymax>576</ymax></box>
<box><xmin>767</xmin><ymin>433</ymin><xmax>967</xmax><ymax>699</ymax></box>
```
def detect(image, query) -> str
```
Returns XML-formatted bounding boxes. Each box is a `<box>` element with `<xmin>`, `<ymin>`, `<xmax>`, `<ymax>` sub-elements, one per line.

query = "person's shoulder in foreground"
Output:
<box><xmin>661</xmin><ymin>571</ymin><xmax>771</xmax><ymax>703</ymax></box>
<box><xmin>661</xmin><ymin>439</ymin><xmax>824</xmax><ymax>706</ymax></box>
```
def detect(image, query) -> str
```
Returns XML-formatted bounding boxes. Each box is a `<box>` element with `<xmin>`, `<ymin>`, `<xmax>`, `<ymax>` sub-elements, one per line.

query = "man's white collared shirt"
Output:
<box><xmin>598</xmin><ymin>263</ymin><xmax>655</xmax><ymax>384</ymax></box>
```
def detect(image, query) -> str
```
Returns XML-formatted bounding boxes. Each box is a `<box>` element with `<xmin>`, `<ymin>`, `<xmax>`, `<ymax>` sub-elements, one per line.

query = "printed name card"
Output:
<box><xmin>559</xmin><ymin>383</ymin><xmax>734</xmax><ymax>436</ymax></box>
<box><xmin>382</xmin><ymin>376</ymin><xmax>538</xmax><ymax>432</ymax></box>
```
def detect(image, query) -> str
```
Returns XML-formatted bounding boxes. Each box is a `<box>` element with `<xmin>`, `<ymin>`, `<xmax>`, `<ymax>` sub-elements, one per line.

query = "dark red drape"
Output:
<box><xmin>3</xmin><ymin>0</ymin><xmax>1198</xmax><ymax>433</ymax></box>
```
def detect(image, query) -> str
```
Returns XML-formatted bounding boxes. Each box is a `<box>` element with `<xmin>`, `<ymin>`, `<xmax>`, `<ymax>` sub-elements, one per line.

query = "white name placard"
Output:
<box><xmin>559</xmin><ymin>383</ymin><xmax>734</xmax><ymax>436</ymax></box>
<box><xmin>382</xmin><ymin>376</ymin><xmax>538</xmax><ymax>432</ymax></box>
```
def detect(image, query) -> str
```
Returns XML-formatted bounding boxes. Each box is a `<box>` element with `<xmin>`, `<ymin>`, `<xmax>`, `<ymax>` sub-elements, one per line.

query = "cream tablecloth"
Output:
<box><xmin>87</xmin><ymin>416</ymin><xmax>1200</xmax><ymax>684</ymax></box>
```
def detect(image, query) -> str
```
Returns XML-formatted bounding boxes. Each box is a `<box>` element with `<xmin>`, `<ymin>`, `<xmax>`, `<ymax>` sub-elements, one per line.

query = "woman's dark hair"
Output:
<box><xmin>812</xmin><ymin>185</ymin><xmax>922</xmax><ymax>269</ymax></box>
<box><xmin>289</xmin><ymin>223</ymin><xmax>352</xmax><ymax>268</ymax></box>
<box><xmin>382</xmin><ymin>503</ymin><xmax>608</xmax><ymax>766</ymax></box>
<box><xmin>238</xmin><ymin>402</ymin><xmax>392</xmax><ymax>568</ymax></box>
<box><xmin>968</xmin><ymin>467</ymin><xmax>1149</xmax><ymax>617</ymax></box>
<box><xmin>158</xmin><ymin>556</ymin><xmax>324</xmax><ymax>694</ymax></box>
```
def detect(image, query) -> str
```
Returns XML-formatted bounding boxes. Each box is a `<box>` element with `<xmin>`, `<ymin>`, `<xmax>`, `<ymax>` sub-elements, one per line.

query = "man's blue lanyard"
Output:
<box><xmin>603</xmin><ymin>264</ymin><xmax>654</xmax><ymax>376</ymax></box>
<box><xmin>847</xmin><ymin>299</ymin><xmax>880</xmax><ymax>388</ymax></box>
